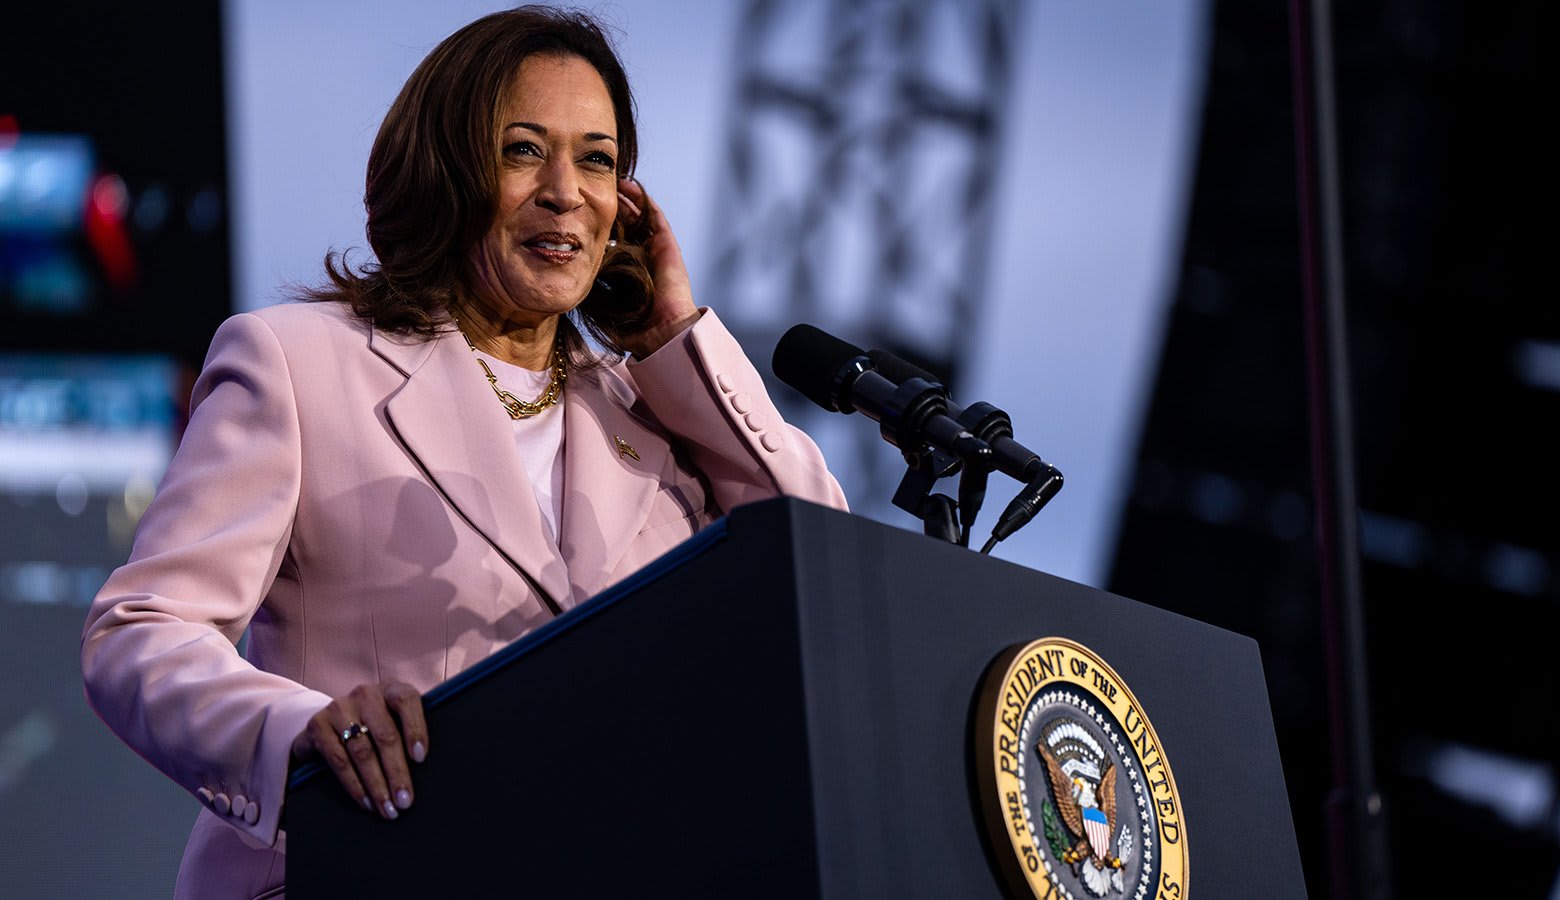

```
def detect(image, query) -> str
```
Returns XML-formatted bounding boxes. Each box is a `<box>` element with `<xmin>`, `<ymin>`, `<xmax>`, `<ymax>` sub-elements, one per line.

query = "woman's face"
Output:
<box><xmin>467</xmin><ymin>53</ymin><xmax>619</xmax><ymax>325</ymax></box>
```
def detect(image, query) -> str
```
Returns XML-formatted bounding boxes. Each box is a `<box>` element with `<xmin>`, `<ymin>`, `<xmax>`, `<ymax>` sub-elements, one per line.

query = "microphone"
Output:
<box><xmin>865</xmin><ymin>350</ymin><xmax>1053</xmax><ymax>485</ymax></box>
<box><xmin>864</xmin><ymin>348</ymin><xmax>1064</xmax><ymax>552</ymax></box>
<box><xmin>772</xmin><ymin>325</ymin><xmax>993</xmax><ymax>469</ymax></box>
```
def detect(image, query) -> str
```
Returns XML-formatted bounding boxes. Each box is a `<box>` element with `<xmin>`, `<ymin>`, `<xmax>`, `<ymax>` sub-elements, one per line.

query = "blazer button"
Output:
<box><xmin>231</xmin><ymin>795</ymin><xmax>247</xmax><ymax>817</ymax></box>
<box><xmin>244</xmin><ymin>801</ymin><xmax>261</xmax><ymax>825</ymax></box>
<box><xmin>196</xmin><ymin>787</ymin><xmax>215</xmax><ymax>805</ymax></box>
<box><xmin>731</xmin><ymin>392</ymin><xmax>753</xmax><ymax>414</ymax></box>
<box><xmin>213</xmin><ymin>792</ymin><xmax>231</xmax><ymax>815</ymax></box>
<box><xmin>761</xmin><ymin>432</ymin><xmax>785</xmax><ymax>452</ymax></box>
<box><xmin>744</xmin><ymin>412</ymin><xmax>767</xmax><ymax>432</ymax></box>
<box><xmin>716</xmin><ymin>373</ymin><xmax>735</xmax><ymax>393</ymax></box>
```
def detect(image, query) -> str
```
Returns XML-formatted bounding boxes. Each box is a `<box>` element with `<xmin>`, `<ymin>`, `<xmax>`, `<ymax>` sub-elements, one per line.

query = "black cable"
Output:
<box><xmin>979</xmin><ymin>467</ymin><xmax>1064</xmax><ymax>555</ymax></box>
<box><xmin>956</xmin><ymin>466</ymin><xmax>988</xmax><ymax>547</ymax></box>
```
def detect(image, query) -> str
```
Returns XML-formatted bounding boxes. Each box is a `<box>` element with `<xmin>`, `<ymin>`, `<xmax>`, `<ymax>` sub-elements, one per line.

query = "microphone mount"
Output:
<box><xmin>773</xmin><ymin>324</ymin><xmax>1060</xmax><ymax>550</ymax></box>
<box><xmin>865</xmin><ymin>348</ymin><xmax>1064</xmax><ymax>551</ymax></box>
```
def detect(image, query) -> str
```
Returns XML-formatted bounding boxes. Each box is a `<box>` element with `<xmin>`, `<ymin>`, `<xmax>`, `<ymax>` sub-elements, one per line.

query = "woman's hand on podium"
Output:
<box><xmin>291</xmin><ymin>681</ymin><xmax>429</xmax><ymax>820</ymax></box>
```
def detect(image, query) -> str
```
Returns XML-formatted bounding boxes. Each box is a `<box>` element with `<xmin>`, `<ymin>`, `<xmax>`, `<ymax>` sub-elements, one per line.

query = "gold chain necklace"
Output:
<box><xmin>456</xmin><ymin>324</ymin><xmax>567</xmax><ymax>420</ymax></box>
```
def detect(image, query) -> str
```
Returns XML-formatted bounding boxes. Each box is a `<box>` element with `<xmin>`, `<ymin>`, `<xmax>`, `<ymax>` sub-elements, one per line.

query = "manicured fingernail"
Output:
<box><xmin>360</xmin><ymin>796</ymin><xmax>372</xmax><ymax>812</ymax></box>
<box><xmin>382</xmin><ymin>799</ymin><xmax>399</xmax><ymax>820</ymax></box>
<box><xmin>411</xmin><ymin>741</ymin><xmax>426</xmax><ymax>763</ymax></box>
<box><xmin>396</xmin><ymin>789</ymin><xmax>413</xmax><ymax>810</ymax></box>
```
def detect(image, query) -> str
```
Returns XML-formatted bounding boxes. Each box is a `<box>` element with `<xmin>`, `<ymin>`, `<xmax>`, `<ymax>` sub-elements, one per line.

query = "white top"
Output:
<box><xmin>470</xmin><ymin>350</ymin><xmax>566</xmax><ymax>545</ymax></box>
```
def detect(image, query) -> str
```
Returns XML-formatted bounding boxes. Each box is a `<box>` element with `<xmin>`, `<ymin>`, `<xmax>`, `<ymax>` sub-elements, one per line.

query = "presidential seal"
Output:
<box><xmin>975</xmin><ymin>637</ymin><xmax>1188</xmax><ymax>900</ymax></box>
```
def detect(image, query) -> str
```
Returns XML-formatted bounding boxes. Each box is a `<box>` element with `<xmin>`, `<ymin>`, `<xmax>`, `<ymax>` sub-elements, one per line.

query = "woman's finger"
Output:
<box><xmin>608</xmin><ymin>179</ymin><xmax>698</xmax><ymax>358</ymax></box>
<box><xmin>357</xmin><ymin>688</ymin><xmax>415</xmax><ymax>814</ymax></box>
<box><xmin>344</xmin><ymin>728</ymin><xmax>394</xmax><ymax>819</ymax></box>
<box><xmin>640</xmin><ymin>191</ymin><xmax>691</xmax><ymax>287</ymax></box>
<box><xmin>310</xmin><ymin>705</ymin><xmax>371</xmax><ymax>812</ymax></box>
<box><xmin>617</xmin><ymin>190</ymin><xmax>642</xmax><ymax>222</ymax></box>
<box><xmin>384</xmin><ymin>682</ymin><xmax>429</xmax><ymax>764</ymax></box>
<box><xmin>617</xmin><ymin>176</ymin><xmax>645</xmax><ymax>221</ymax></box>
<box><xmin>343</xmin><ymin>685</ymin><xmax>400</xmax><ymax>820</ymax></box>
<box><xmin>636</xmin><ymin>186</ymin><xmax>668</xmax><ymax>232</ymax></box>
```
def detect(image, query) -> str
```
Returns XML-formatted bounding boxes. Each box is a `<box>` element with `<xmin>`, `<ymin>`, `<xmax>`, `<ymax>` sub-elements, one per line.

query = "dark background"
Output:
<box><xmin>0</xmin><ymin>3</ymin><xmax>230</xmax><ymax>895</ymax></box>
<box><xmin>1109</xmin><ymin>1</ymin><xmax>1556</xmax><ymax>897</ymax></box>
<box><xmin>0</xmin><ymin>3</ymin><xmax>231</xmax><ymax>366</ymax></box>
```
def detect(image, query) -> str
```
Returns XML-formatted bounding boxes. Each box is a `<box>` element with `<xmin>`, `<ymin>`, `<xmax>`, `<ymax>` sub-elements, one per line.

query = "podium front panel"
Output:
<box><xmin>287</xmin><ymin>499</ymin><xmax>1305</xmax><ymax>898</ymax></box>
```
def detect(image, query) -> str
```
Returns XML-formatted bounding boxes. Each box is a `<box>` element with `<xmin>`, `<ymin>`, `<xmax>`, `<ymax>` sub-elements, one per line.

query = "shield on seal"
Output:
<box><xmin>1082</xmin><ymin>806</ymin><xmax>1112</xmax><ymax>860</ymax></box>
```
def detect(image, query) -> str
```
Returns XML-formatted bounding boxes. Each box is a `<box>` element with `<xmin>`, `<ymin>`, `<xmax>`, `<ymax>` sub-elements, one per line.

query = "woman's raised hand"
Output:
<box><xmin>291</xmin><ymin>681</ymin><xmax>428</xmax><ymax>820</ymax></box>
<box><xmin>616</xmin><ymin>178</ymin><xmax>701</xmax><ymax>358</ymax></box>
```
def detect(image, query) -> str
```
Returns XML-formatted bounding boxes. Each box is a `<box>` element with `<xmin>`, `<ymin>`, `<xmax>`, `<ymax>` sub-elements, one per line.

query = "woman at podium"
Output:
<box><xmin>80</xmin><ymin>7</ymin><xmax>846</xmax><ymax>897</ymax></box>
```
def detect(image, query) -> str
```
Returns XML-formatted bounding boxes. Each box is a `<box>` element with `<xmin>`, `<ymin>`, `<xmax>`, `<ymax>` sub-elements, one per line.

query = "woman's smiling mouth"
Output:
<box><xmin>523</xmin><ymin>232</ymin><xmax>583</xmax><ymax>262</ymax></box>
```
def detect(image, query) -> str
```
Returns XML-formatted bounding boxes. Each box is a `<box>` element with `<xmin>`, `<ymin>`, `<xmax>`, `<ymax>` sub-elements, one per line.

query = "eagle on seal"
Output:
<box><xmin>1038</xmin><ymin>743</ymin><xmax>1124</xmax><ymax>873</ymax></box>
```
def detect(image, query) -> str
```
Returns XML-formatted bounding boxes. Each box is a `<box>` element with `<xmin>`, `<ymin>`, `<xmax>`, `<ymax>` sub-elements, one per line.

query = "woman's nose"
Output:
<box><xmin>534</xmin><ymin>158</ymin><xmax>583</xmax><ymax>213</ymax></box>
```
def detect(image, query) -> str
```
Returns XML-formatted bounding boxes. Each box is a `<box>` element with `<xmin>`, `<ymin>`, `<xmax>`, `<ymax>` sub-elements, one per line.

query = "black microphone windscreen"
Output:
<box><xmin>866</xmin><ymin>349</ymin><xmax>942</xmax><ymax>388</ymax></box>
<box><xmin>772</xmin><ymin>324</ymin><xmax>868</xmax><ymax>413</ymax></box>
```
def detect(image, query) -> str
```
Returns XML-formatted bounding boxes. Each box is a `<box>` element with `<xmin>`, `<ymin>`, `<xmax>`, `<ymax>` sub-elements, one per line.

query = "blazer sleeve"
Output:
<box><xmin>81</xmin><ymin>312</ymin><xmax>332</xmax><ymax>848</ymax></box>
<box><xmin>627</xmin><ymin>308</ymin><xmax>848</xmax><ymax>513</ymax></box>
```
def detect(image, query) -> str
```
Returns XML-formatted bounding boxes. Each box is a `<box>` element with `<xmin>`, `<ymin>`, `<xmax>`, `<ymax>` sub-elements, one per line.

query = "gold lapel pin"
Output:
<box><xmin>614</xmin><ymin>435</ymin><xmax>640</xmax><ymax>461</ymax></box>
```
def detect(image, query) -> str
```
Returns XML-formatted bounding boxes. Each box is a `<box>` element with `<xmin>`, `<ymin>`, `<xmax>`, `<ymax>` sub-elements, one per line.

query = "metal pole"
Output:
<box><xmin>1286</xmin><ymin>0</ymin><xmax>1393</xmax><ymax>897</ymax></box>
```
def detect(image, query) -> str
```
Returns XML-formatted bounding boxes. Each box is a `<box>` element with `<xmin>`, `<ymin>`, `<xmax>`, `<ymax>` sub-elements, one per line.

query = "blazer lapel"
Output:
<box><xmin>559</xmin><ymin>366</ymin><xmax>668</xmax><ymax>604</ymax></box>
<box><xmin>372</xmin><ymin>327</ymin><xmax>572</xmax><ymax>612</ymax></box>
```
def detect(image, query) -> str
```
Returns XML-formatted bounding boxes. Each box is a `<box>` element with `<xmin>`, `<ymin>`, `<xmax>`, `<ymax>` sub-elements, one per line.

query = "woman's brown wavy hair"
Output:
<box><xmin>305</xmin><ymin>5</ymin><xmax>655</xmax><ymax>365</ymax></box>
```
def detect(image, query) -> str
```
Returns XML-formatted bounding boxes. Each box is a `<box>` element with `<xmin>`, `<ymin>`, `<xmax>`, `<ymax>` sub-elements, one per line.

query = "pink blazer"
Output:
<box><xmin>80</xmin><ymin>301</ymin><xmax>845</xmax><ymax>899</ymax></box>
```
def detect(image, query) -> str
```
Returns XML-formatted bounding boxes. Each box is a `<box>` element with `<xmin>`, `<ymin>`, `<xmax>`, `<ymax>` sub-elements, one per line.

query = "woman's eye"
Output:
<box><xmin>504</xmin><ymin>141</ymin><xmax>541</xmax><ymax>159</ymax></box>
<box><xmin>585</xmin><ymin>151</ymin><xmax>616</xmax><ymax>169</ymax></box>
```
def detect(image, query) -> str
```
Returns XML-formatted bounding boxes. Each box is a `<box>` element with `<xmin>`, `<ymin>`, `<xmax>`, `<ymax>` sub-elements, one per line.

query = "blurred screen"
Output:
<box><xmin>0</xmin><ymin>135</ymin><xmax>95</xmax><ymax>232</ymax></box>
<box><xmin>0</xmin><ymin>135</ymin><xmax>103</xmax><ymax>315</ymax></box>
<box><xmin>0</xmin><ymin>353</ymin><xmax>192</xmax><ymax>896</ymax></box>
<box><xmin>0</xmin><ymin>352</ymin><xmax>175</xmax><ymax>604</ymax></box>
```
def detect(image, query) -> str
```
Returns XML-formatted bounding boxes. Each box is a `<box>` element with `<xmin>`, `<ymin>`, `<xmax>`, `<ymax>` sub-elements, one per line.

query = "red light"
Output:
<box><xmin>92</xmin><ymin>174</ymin><xmax>130</xmax><ymax>220</ymax></box>
<box><xmin>85</xmin><ymin>172</ymin><xmax>139</xmax><ymax>295</ymax></box>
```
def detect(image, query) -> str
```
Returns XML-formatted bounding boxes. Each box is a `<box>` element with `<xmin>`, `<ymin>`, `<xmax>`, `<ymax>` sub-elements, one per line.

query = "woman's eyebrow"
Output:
<box><xmin>505</xmin><ymin>121</ymin><xmax>617</xmax><ymax>144</ymax></box>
